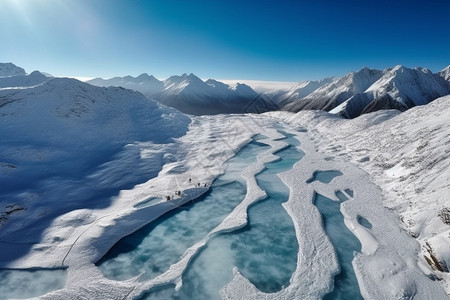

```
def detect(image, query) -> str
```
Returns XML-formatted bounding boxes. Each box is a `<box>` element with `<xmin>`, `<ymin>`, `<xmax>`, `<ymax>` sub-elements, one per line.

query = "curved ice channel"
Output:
<box><xmin>96</xmin><ymin>139</ymin><xmax>270</xmax><ymax>281</ymax></box>
<box><xmin>139</xmin><ymin>132</ymin><xmax>304</xmax><ymax>299</ymax></box>
<box><xmin>314</xmin><ymin>192</ymin><xmax>363</xmax><ymax>300</ymax></box>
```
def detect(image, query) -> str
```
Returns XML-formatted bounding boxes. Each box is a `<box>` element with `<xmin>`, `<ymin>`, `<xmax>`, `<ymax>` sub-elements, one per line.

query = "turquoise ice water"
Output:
<box><xmin>141</xmin><ymin>132</ymin><xmax>304</xmax><ymax>299</ymax></box>
<box><xmin>0</xmin><ymin>268</ymin><xmax>67</xmax><ymax>300</ymax></box>
<box><xmin>306</xmin><ymin>170</ymin><xmax>343</xmax><ymax>184</ymax></box>
<box><xmin>314</xmin><ymin>193</ymin><xmax>363</xmax><ymax>300</ymax></box>
<box><xmin>96</xmin><ymin>140</ymin><xmax>270</xmax><ymax>281</ymax></box>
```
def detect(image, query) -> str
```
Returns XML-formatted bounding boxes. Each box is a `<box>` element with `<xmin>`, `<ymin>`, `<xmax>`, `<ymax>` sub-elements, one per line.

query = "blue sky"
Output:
<box><xmin>0</xmin><ymin>0</ymin><xmax>449</xmax><ymax>81</ymax></box>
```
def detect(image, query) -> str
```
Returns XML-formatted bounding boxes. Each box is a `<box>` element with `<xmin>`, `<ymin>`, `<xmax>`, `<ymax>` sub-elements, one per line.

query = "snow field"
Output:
<box><xmin>1</xmin><ymin>75</ymin><xmax>448</xmax><ymax>299</ymax></box>
<box><xmin>279</xmin><ymin>95</ymin><xmax>450</xmax><ymax>294</ymax></box>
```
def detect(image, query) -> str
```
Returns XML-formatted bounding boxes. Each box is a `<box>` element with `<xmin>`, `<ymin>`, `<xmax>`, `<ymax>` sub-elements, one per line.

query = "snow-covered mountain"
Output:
<box><xmin>88</xmin><ymin>73</ymin><xmax>276</xmax><ymax>115</ymax></box>
<box><xmin>0</xmin><ymin>77</ymin><xmax>188</xmax><ymax>146</ymax></box>
<box><xmin>0</xmin><ymin>62</ymin><xmax>26</xmax><ymax>77</ymax></box>
<box><xmin>0</xmin><ymin>62</ymin><xmax>51</xmax><ymax>89</ymax></box>
<box><xmin>157</xmin><ymin>73</ymin><xmax>269</xmax><ymax>115</ymax></box>
<box><xmin>280</xmin><ymin>65</ymin><xmax>450</xmax><ymax>118</ymax></box>
<box><xmin>0</xmin><ymin>70</ymin><xmax>50</xmax><ymax>88</ymax></box>
<box><xmin>279</xmin><ymin>67</ymin><xmax>384</xmax><ymax>112</ymax></box>
<box><xmin>88</xmin><ymin>73</ymin><xmax>164</xmax><ymax>97</ymax></box>
<box><xmin>438</xmin><ymin>65</ymin><xmax>450</xmax><ymax>82</ymax></box>
<box><xmin>281</xmin><ymin>94</ymin><xmax>450</xmax><ymax>293</ymax></box>
<box><xmin>89</xmin><ymin>65</ymin><xmax>450</xmax><ymax>118</ymax></box>
<box><xmin>276</xmin><ymin>77</ymin><xmax>335</xmax><ymax>102</ymax></box>
<box><xmin>0</xmin><ymin>76</ymin><xmax>190</xmax><ymax>242</ymax></box>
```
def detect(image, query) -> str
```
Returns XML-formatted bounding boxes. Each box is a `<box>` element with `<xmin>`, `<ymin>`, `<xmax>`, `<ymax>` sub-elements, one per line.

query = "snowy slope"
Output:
<box><xmin>282</xmin><ymin>95</ymin><xmax>450</xmax><ymax>293</ymax></box>
<box><xmin>0</xmin><ymin>70</ymin><xmax>50</xmax><ymax>88</ymax></box>
<box><xmin>283</xmin><ymin>66</ymin><xmax>450</xmax><ymax>118</ymax></box>
<box><xmin>365</xmin><ymin>65</ymin><xmax>449</xmax><ymax>106</ymax></box>
<box><xmin>438</xmin><ymin>65</ymin><xmax>450</xmax><ymax>82</ymax></box>
<box><xmin>274</xmin><ymin>77</ymin><xmax>334</xmax><ymax>105</ymax></box>
<box><xmin>158</xmin><ymin>73</ymin><xmax>263</xmax><ymax>115</ymax></box>
<box><xmin>281</xmin><ymin>67</ymin><xmax>383</xmax><ymax>112</ymax></box>
<box><xmin>1</xmin><ymin>68</ymin><xmax>449</xmax><ymax>298</ymax></box>
<box><xmin>334</xmin><ymin>66</ymin><xmax>450</xmax><ymax>118</ymax></box>
<box><xmin>0</xmin><ymin>78</ymin><xmax>190</xmax><ymax>246</ymax></box>
<box><xmin>0</xmin><ymin>62</ymin><xmax>26</xmax><ymax>77</ymax></box>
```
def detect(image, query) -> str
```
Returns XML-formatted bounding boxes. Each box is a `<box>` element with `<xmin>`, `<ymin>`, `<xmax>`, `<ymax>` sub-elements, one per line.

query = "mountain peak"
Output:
<box><xmin>438</xmin><ymin>65</ymin><xmax>450</xmax><ymax>82</ymax></box>
<box><xmin>170</xmin><ymin>73</ymin><xmax>201</xmax><ymax>81</ymax></box>
<box><xmin>232</xmin><ymin>83</ymin><xmax>257</xmax><ymax>97</ymax></box>
<box><xmin>351</xmin><ymin>66</ymin><xmax>382</xmax><ymax>79</ymax></box>
<box><xmin>136</xmin><ymin>73</ymin><xmax>160</xmax><ymax>83</ymax></box>
<box><xmin>0</xmin><ymin>69</ymin><xmax>50</xmax><ymax>89</ymax></box>
<box><xmin>441</xmin><ymin>65</ymin><xmax>450</xmax><ymax>73</ymax></box>
<box><xmin>0</xmin><ymin>62</ymin><xmax>26</xmax><ymax>77</ymax></box>
<box><xmin>137</xmin><ymin>73</ymin><xmax>150</xmax><ymax>79</ymax></box>
<box><xmin>205</xmin><ymin>79</ymin><xmax>229</xmax><ymax>90</ymax></box>
<box><xmin>392</xmin><ymin>65</ymin><xmax>407</xmax><ymax>72</ymax></box>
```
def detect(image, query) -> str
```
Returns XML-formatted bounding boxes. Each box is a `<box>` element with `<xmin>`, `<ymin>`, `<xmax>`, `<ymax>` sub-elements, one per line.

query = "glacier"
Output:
<box><xmin>0</xmin><ymin>64</ymin><xmax>449</xmax><ymax>299</ymax></box>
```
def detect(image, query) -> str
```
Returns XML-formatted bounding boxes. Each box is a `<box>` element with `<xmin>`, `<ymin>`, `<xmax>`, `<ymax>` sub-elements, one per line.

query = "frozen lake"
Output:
<box><xmin>0</xmin><ymin>130</ymin><xmax>370</xmax><ymax>299</ymax></box>
<box><xmin>314</xmin><ymin>192</ymin><xmax>363</xmax><ymax>300</ymax></box>
<box><xmin>96</xmin><ymin>138</ymin><xmax>271</xmax><ymax>282</ymax></box>
<box><xmin>138</xmin><ymin>132</ymin><xmax>304</xmax><ymax>299</ymax></box>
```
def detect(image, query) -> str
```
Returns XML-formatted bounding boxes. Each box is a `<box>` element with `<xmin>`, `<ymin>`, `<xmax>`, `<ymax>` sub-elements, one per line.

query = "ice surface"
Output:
<box><xmin>314</xmin><ymin>193</ymin><xmax>363</xmax><ymax>300</ymax></box>
<box><xmin>97</xmin><ymin>180</ymin><xmax>246</xmax><ymax>281</ymax></box>
<box><xmin>306</xmin><ymin>170</ymin><xmax>343</xmax><ymax>184</ymax></box>
<box><xmin>97</xmin><ymin>140</ymin><xmax>269</xmax><ymax>281</ymax></box>
<box><xmin>140</xmin><ymin>131</ymin><xmax>302</xmax><ymax>299</ymax></box>
<box><xmin>2</xmin><ymin>90</ymin><xmax>449</xmax><ymax>299</ymax></box>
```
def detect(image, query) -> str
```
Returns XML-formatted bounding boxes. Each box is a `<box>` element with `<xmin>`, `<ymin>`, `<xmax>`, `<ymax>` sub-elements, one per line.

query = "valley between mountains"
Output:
<box><xmin>0</xmin><ymin>62</ymin><xmax>449</xmax><ymax>299</ymax></box>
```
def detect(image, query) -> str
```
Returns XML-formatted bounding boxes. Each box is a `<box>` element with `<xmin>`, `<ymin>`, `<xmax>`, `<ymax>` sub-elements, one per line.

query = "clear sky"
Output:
<box><xmin>0</xmin><ymin>0</ymin><xmax>449</xmax><ymax>81</ymax></box>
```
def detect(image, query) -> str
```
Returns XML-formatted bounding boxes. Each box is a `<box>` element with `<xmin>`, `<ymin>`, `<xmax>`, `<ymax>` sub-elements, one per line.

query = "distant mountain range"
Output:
<box><xmin>88</xmin><ymin>73</ymin><xmax>277</xmax><ymax>115</ymax></box>
<box><xmin>88</xmin><ymin>65</ymin><xmax>450</xmax><ymax>118</ymax></box>
<box><xmin>1</xmin><ymin>62</ymin><xmax>449</xmax><ymax>118</ymax></box>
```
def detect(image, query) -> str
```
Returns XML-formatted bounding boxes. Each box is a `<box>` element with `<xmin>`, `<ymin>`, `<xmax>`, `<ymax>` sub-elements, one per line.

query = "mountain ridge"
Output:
<box><xmin>88</xmin><ymin>72</ymin><xmax>269</xmax><ymax>115</ymax></box>
<box><xmin>87</xmin><ymin>64</ymin><xmax>450</xmax><ymax>118</ymax></box>
<box><xmin>2</xmin><ymin>62</ymin><xmax>448</xmax><ymax>118</ymax></box>
<box><xmin>0</xmin><ymin>62</ymin><xmax>26</xmax><ymax>77</ymax></box>
<box><xmin>280</xmin><ymin>65</ymin><xmax>450</xmax><ymax>118</ymax></box>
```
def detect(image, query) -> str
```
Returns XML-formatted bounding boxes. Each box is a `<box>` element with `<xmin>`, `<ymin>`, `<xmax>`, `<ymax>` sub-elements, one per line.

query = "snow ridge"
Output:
<box><xmin>0</xmin><ymin>62</ymin><xmax>26</xmax><ymax>77</ymax></box>
<box><xmin>0</xmin><ymin>70</ymin><xmax>50</xmax><ymax>89</ymax></box>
